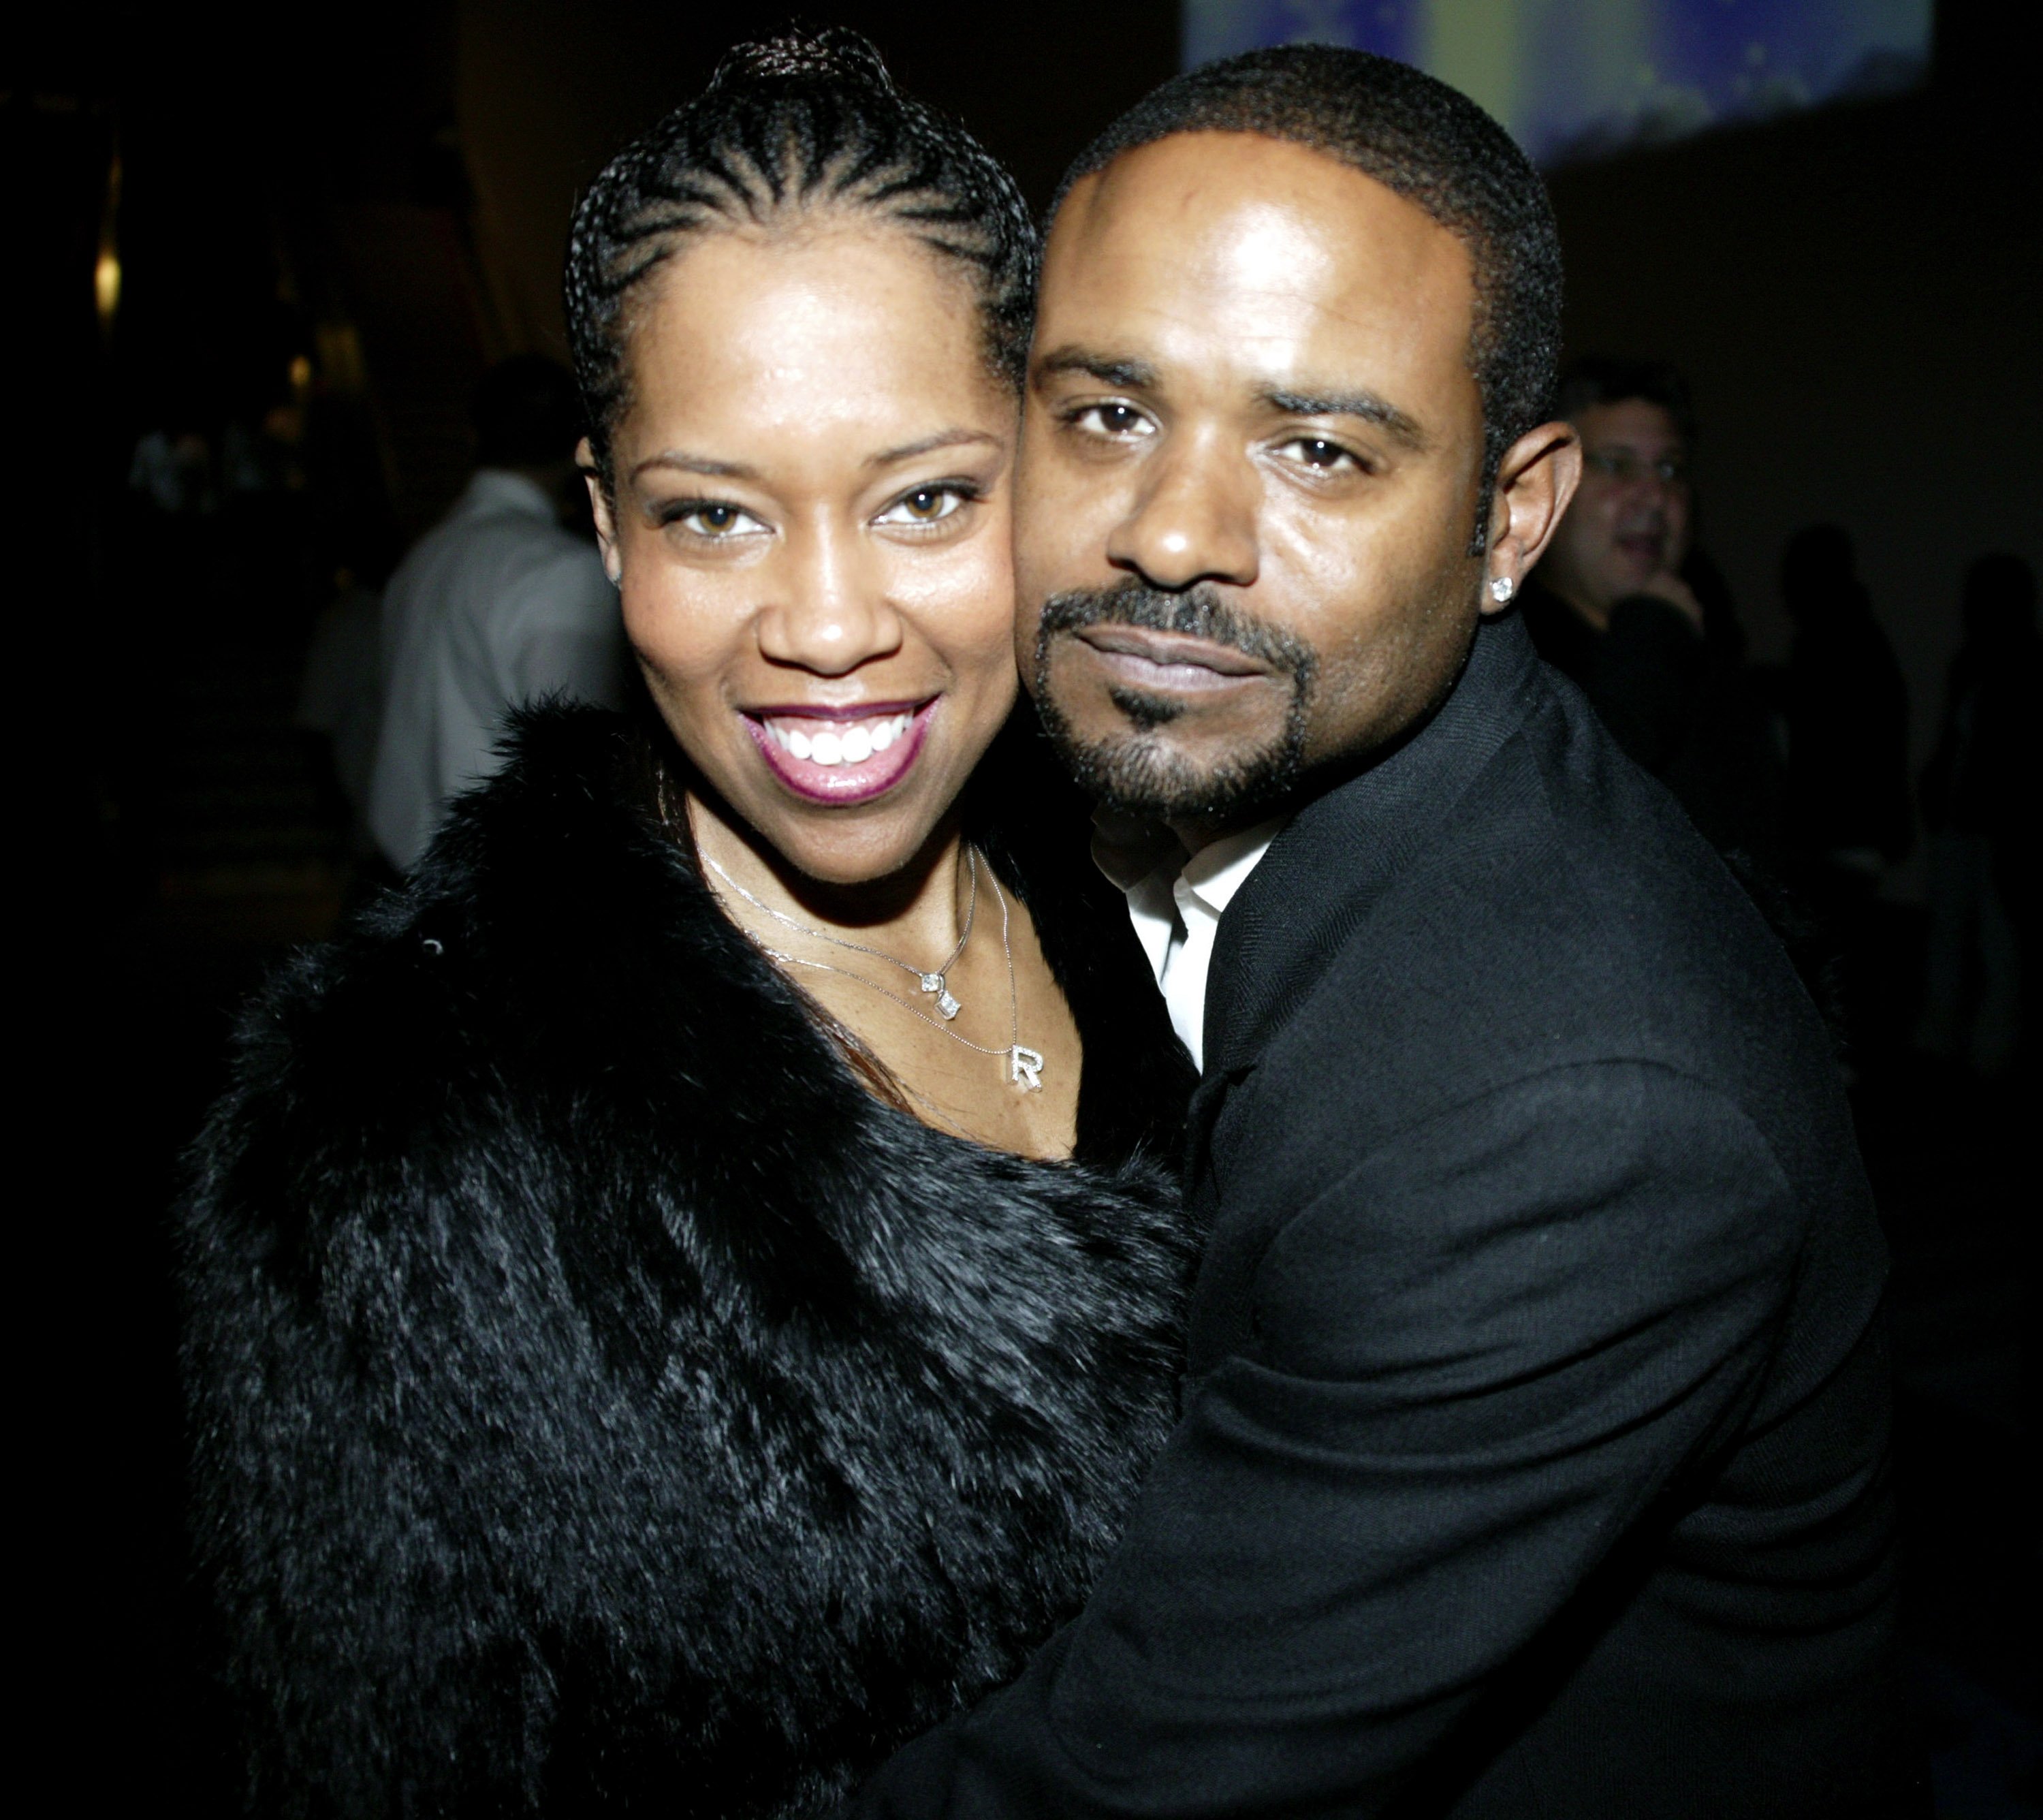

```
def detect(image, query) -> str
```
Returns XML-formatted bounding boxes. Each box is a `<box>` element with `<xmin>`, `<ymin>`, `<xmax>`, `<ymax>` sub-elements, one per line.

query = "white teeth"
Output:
<box><xmin>765</xmin><ymin>712</ymin><xmax>914</xmax><ymax>766</ymax></box>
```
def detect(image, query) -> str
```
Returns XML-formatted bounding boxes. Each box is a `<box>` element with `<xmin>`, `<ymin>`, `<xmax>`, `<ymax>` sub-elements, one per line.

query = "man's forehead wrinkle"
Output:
<box><xmin>1043</xmin><ymin>257</ymin><xmax>1451</xmax><ymax>350</ymax></box>
<box><xmin>1047</xmin><ymin>212</ymin><xmax>1472</xmax><ymax>354</ymax></box>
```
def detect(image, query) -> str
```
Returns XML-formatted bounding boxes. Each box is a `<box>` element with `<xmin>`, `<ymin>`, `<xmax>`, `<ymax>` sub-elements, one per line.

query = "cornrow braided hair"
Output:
<box><xmin>565</xmin><ymin>26</ymin><xmax>1038</xmax><ymax>492</ymax></box>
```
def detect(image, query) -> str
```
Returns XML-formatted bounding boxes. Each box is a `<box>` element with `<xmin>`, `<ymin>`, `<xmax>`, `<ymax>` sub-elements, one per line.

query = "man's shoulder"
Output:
<box><xmin>1419</xmin><ymin>672</ymin><xmax>1796</xmax><ymax>1026</ymax></box>
<box><xmin>381</xmin><ymin>486</ymin><xmax>599</xmax><ymax>601</ymax></box>
<box><xmin>1260</xmin><ymin>676</ymin><xmax>1841</xmax><ymax>1167</ymax></box>
<box><xmin>447</xmin><ymin>510</ymin><xmax>605</xmax><ymax>590</ymax></box>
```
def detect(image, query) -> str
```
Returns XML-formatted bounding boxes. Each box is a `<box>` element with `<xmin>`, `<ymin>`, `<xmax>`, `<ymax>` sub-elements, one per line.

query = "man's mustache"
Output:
<box><xmin>1036</xmin><ymin>580</ymin><xmax>1316</xmax><ymax>677</ymax></box>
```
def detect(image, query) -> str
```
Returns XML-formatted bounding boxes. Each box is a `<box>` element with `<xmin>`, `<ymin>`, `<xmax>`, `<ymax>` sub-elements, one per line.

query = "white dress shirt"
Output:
<box><xmin>1121</xmin><ymin>819</ymin><xmax>1287</xmax><ymax>1071</ymax></box>
<box><xmin>369</xmin><ymin>469</ymin><xmax>624</xmax><ymax>870</ymax></box>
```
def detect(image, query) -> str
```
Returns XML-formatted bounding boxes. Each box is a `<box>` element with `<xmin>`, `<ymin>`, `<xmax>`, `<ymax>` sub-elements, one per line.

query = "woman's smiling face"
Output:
<box><xmin>591</xmin><ymin>222</ymin><xmax>1019</xmax><ymax>885</ymax></box>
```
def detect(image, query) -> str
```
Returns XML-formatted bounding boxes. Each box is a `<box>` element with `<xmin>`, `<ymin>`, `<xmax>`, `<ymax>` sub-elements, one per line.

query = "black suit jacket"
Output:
<box><xmin>855</xmin><ymin>614</ymin><xmax>1907</xmax><ymax>1818</ymax></box>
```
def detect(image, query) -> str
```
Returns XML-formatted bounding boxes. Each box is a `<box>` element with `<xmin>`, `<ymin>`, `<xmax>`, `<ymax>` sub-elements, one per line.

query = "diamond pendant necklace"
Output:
<box><xmin>700</xmin><ymin>846</ymin><xmax>977</xmax><ymax>1019</ymax></box>
<box><xmin>717</xmin><ymin>858</ymin><xmax>1045</xmax><ymax>1093</ymax></box>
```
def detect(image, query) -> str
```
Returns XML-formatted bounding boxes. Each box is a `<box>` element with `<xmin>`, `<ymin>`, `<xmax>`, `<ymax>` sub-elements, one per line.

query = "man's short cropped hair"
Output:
<box><xmin>1555</xmin><ymin>356</ymin><xmax>1696</xmax><ymax>446</ymax></box>
<box><xmin>1055</xmin><ymin>45</ymin><xmax>1564</xmax><ymax>528</ymax></box>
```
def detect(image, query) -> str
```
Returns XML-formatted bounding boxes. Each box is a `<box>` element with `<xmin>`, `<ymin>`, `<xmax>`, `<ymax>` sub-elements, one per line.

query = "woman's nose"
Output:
<box><xmin>1105</xmin><ymin>434</ymin><xmax>1261</xmax><ymax>592</ymax></box>
<box><xmin>753</xmin><ymin>525</ymin><xmax>904</xmax><ymax>674</ymax></box>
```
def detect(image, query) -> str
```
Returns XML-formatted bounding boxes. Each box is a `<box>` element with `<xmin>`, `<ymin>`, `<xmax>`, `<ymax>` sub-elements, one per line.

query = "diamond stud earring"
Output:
<box><xmin>1489</xmin><ymin>576</ymin><xmax>1516</xmax><ymax>604</ymax></box>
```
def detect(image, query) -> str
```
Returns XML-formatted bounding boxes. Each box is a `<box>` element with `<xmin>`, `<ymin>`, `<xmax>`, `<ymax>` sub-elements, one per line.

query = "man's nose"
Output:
<box><xmin>754</xmin><ymin>523</ymin><xmax>904</xmax><ymax>675</ymax></box>
<box><xmin>1105</xmin><ymin>431</ymin><xmax>1261</xmax><ymax>591</ymax></box>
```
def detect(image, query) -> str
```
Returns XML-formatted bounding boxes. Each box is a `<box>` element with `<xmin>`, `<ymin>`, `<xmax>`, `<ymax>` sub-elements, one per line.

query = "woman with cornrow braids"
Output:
<box><xmin>180</xmin><ymin>29</ymin><xmax>1194</xmax><ymax>1818</ymax></box>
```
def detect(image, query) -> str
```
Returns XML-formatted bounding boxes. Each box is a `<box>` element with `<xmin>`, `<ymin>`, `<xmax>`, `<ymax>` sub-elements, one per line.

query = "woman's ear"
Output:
<box><xmin>1482</xmin><ymin>421</ymin><xmax>1582</xmax><ymax>613</ymax></box>
<box><xmin>579</xmin><ymin>437</ymin><xmax>622</xmax><ymax>586</ymax></box>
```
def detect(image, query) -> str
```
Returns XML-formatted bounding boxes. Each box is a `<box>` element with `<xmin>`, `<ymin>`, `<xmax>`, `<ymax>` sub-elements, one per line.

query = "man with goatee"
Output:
<box><xmin>854</xmin><ymin>44</ymin><xmax>1907</xmax><ymax>1820</ymax></box>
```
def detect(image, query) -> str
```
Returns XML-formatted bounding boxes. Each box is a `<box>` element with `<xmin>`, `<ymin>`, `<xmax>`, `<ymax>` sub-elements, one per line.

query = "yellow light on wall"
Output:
<box><xmin>94</xmin><ymin>247</ymin><xmax>121</xmax><ymax>327</ymax></box>
<box><xmin>96</xmin><ymin>148</ymin><xmax>123</xmax><ymax>333</ymax></box>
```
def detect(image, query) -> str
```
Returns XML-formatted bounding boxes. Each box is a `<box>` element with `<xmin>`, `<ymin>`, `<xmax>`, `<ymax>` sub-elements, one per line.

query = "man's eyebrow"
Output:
<box><xmin>1032</xmin><ymin>346</ymin><xmax>1160</xmax><ymax>390</ymax></box>
<box><xmin>631</xmin><ymin>450</ymin><xmax>758</xmax><ymax>483</ymax></box>
<box><xmin>864</xmin><ymin>428</ymin><xmax>1002</xmax><ymax>470</ymax></box>
<box><xmin>1263</xmin><ymin>388</ymin><xmax>1428</xmax><ymax>450</ymax></box>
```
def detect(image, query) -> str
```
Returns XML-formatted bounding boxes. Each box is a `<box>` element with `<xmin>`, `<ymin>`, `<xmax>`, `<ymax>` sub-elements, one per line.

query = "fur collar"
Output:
<box><xmin>180</xmin><ymin>705</ymin><xmax>1194</xmax><ymax>1817</ymax></box>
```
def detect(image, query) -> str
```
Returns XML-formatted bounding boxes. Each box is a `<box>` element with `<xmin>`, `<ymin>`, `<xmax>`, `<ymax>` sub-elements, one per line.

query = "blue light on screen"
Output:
<box><xmin>1182</xmin><ymin>1</ymin><xmax>1933</xmax><ymax>166</ymax></box>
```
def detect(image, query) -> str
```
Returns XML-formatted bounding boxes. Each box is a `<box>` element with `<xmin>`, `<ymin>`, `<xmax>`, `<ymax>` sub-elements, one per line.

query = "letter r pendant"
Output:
<box><xmin>1009</xmin><ymin>1046</ymin><xmax>1045</xmax><ymax>1091</ymax></box>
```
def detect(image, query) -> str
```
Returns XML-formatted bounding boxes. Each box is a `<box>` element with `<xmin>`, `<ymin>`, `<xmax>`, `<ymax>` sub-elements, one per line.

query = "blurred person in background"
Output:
<box><xmin>1769</xmin><ymin>524</ymin><xmax>1912</xmax><ymax>1064</ymax></box>
<box><xmin>1916</xmin><ymin>552</ymin><xmax>2040</xmax><ymax>1076</ymax></box>
<box><xmin>367</xmin><ymin>353</ymin><xmax>627</xmax><ymax>872</ymax></box>
<box><xmin>1775</xmin><ymin>524</ymin><xmax>1912</xmax><ymax>888</ymax></box>
<box><xmin>1522</xmin><ymin>356</ymin><xmax>1785</xmax><ymax>866</ymax></box>
<box><xmin>294</xmin><ymin>556</ymin><xmax>383</xmax><ymax>864</ymax></box>
<box><xmin>127</xmin><ymin>418</ymin><xmax>214</xmax><ymax>519</ymax></box>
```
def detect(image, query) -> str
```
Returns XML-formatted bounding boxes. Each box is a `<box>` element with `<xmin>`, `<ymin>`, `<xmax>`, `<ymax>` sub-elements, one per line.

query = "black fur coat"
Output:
<box><xmin>179</xmin><ymin>706</ymin><xmax>1197</xmax><ymax>1818</ymax></box>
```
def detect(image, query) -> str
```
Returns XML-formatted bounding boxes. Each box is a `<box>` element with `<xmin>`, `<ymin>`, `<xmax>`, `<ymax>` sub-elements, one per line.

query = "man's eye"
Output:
<box><xmin>876</xmin><ymin>485</ymin><xmax>969</xmax><ymax>526</ymax></box>
<box><xmin>1280</xmin><ymin>437</ymin><xmax>1357</xmax><ymax>472</ymax></box>
<box><xmin>1073</xmin><ymin>403</ymin><xmax>1151</xmax><ymax>437</ymax></box>
<box><xmin>1585</xmin><ymin>450</ymin><xmax>1688</xmax><ymax>486</ymax></box>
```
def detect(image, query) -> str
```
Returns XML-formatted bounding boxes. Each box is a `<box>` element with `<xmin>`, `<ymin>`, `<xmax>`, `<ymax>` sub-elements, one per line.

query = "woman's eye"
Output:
<box><xmin>1280</xmin><ymin>437</ymin><xmax>1357</xmax><ymax>472</ymax></box>
<box><xmin>666</xmin><ymin>501</ymin><xmax>762</xmax><ymax>537</ymax></box>
<box><xmin>1073</xmin><ymin>403</ymin><xmax>1152</xmax><ymax>439</ymax></box>
<box><xmin>876</xmin><ymin>485</ymin><xmax>968</xmax><ymax>526</ymax></box>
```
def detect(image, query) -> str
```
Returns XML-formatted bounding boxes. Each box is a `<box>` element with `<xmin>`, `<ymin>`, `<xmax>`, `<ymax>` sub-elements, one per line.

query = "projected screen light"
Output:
<box><xmin>1182</xmin><ymin>1</ymin><xmax>1933</xmax><ymax>166</ymax></box>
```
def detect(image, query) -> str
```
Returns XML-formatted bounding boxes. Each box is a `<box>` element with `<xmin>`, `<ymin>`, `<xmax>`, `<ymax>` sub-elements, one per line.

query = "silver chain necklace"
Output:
<box><xmin>708</xmin><ymin>852</ymin><xmax>1044</xmax><ymax>1092</ymax></box>
<box><xmin>701</xmin><ymin>847</ymin><xmax>977</xmax><ymax>1018</ymax></box>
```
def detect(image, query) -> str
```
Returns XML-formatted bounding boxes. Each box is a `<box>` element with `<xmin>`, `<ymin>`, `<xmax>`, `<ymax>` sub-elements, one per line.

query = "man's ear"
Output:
<box><xmin>578</xmin><ymin>437</ymin><xmax>622</xmax><ymax>586</ymax></box>
<box><xmin>1481</xmin><ymin>420</ymin><xmax>1581</xmax><ymax>613</ymax></box>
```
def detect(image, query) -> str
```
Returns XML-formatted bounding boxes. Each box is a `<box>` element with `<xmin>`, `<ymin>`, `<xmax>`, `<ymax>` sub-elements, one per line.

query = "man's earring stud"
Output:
<box><xmin>1489</xmin><ymin>576</ymin><xmax>1516</xmax><ymax>604</ymax></box>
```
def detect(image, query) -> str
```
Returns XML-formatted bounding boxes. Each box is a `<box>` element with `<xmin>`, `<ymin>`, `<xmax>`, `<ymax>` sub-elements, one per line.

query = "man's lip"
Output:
<box><xmin>1068</xmin><ymin>625</ymin><xmax>1271</xmax><ymax>678</ymax></box>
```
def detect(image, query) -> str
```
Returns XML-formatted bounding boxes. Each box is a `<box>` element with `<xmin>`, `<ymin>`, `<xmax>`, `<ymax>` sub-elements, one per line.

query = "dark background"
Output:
<box><xmin>12</xmin><ymin>1</ymin><xmax>2037</xmax><ymax>1809</ymax></box>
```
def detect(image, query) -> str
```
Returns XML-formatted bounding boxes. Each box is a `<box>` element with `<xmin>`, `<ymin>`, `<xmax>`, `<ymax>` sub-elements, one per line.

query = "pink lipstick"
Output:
<box><xmin>743</xmin><ymin>697</ymin><xmax>936</xmax><ymax>804</ymax></box>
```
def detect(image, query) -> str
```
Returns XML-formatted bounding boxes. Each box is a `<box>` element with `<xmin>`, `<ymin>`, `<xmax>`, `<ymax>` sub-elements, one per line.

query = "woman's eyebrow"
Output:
<box><xmin>632</xmin><ymin>450</ymin><xmax>759</xmax><ymax>482</ymax></box>
<box><xmin>864</xmin><ymin>428</ymin><xmax>1004</xmax><ymax>470</ymax></box>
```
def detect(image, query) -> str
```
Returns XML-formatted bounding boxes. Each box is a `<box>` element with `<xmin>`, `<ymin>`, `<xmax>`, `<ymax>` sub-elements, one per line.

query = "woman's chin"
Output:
<box><xmin>712</xmin><ymin>770</ymin><xmax>957</xmax><ymax>890</ymax></box>
<box><xmin>776</xmin><ymin>818</ymin><xmax>949</xmax><ymax>888</ymax></box>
